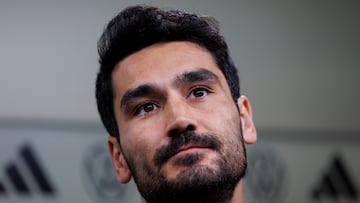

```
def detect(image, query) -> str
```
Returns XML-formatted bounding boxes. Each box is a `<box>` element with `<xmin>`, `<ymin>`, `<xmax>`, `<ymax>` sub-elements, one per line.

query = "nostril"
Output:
<box><xmin>185</xmin><ymin>124</ymin><xmax>195</xmax><ymax>132</ymax></box>
<box><xmin>169</xmin><ymin>124</ymin><xmax>195</xmax><ymax>137</ymax></box>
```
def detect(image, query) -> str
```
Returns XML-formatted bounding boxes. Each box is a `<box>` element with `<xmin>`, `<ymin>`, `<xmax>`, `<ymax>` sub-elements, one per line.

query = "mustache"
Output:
<box><xmin>154</xmin><ymin>131</ymin><xmax>221</xmax><ymax>167</ymax></box>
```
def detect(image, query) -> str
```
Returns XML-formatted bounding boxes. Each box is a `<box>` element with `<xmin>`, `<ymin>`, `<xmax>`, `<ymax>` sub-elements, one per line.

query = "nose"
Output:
<box><xmin>165</xmin><ymin>97</ymin><xmax>197</xmax><ymax>137</ymax></box>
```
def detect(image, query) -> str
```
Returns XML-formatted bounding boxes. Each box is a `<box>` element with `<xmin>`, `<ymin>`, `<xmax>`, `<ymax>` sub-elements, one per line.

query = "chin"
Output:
<box><xmin>151</xmin><ymin>165</ymin><xmax>240</xmax><ymax>203</ymax></box>
<box><xmin>164</xmin><ymin>152</ymin><xmax>219</xmax><ymax>179</ymax></box>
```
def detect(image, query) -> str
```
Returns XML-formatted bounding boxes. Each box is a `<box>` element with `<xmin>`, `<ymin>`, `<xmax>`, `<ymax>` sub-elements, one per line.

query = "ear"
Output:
<box><xmin>107</xmin><ymin>136</ymin><xmax>132</xmax><ymax>183</ymax></box>
<box><xmin>237</xmin><ymin>95</ymin><xmax>257</xmax><ymax>144</ymax></box>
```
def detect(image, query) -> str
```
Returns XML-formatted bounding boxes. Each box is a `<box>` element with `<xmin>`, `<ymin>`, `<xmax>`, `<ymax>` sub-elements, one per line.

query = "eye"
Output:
<box><xmin>189</xmin><ymin>87</ymin><xmax>210</xmax><ymax>98</ymax></box>
<box><xmin>134</xmin><ymin>102</ymin><xmax>159</xmax><ymax>116</ymax></box>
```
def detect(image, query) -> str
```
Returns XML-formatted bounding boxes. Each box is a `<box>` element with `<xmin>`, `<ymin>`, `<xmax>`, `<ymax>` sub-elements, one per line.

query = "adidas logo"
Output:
<box><xmin>0</xmin><ymin>143</ymin><xmax>56</xmax><ymax>196</ymax></box>
<box><xmin>312</xmin><ymin>154</ymin><xmax>358</xmax><ymax>201</ymax></box>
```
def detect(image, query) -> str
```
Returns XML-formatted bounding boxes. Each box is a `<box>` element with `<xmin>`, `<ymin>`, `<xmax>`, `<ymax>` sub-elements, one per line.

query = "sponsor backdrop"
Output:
<box><xmin>0</xmin><ymin>123</ymin><xmax>358</xmax><ymax>203</ymax></box>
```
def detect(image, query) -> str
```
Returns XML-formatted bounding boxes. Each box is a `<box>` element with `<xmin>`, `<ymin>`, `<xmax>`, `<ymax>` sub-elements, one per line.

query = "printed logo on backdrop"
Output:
<box><xmin>0</xmin><ymin>143</ymin><xmax>56</xmax><ymax>197</ymax></box>
<box><xmin>244</xmin><ymin>143</ymin><xmax>288</xmax><ymax>203</ymax></box>
<box><xmin>310</xmin><ymin>153</ymin><xmax>358</xmax><ymax>202</ymax></box>
<box><xmin>82</xmin><ymin>140</ymin><xmax>141</xmax><ymax>203</ymax></box>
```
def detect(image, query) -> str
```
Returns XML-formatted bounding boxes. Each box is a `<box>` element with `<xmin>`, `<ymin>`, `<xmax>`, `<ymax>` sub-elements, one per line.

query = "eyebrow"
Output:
<box><xmin>120</xmin><ymin>68</ymin><xmax>219</xmax><ymax>109</ymax></box>
<box><xmin>174</xmin><ymin>68</ymin><xmax>219</xmax><ymax>87</ymax></box>
<box><xmin>120</xmin><ymin>84</ymin><xmax>160</xmax><ymax>109</ymax></box>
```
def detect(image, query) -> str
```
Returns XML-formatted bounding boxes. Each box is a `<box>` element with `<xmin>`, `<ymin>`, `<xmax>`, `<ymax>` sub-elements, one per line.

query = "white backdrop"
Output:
<box><xmin>1</xmin><ymin>0</ymin><xmax>359</xmax><ymax>131</ymax></box>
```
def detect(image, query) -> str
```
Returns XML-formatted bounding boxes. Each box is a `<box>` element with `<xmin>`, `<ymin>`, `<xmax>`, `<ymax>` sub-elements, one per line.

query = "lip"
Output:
<box><xmin>171</xmin><ymin>145</ymin><xmax>209</xmax><ymax>158</ymax></box>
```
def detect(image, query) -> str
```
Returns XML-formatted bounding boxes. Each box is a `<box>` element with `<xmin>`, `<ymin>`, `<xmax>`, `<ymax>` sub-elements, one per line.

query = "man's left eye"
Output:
<box><xmin>189</xmin><ymin>87</ymin><xmax>210</xmax><ymax>98</ymax></box>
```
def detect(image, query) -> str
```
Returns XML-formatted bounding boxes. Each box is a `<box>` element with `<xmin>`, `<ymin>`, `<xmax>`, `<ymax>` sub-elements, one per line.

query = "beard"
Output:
<box><xmin>123</xmin><ymin>129</ymin><xmax>247</xmax><ymax>203</ymax></box>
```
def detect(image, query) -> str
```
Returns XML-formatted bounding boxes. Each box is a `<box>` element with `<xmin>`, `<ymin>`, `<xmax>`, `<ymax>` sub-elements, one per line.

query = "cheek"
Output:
<box><xmin>119</xmin><ymin>120</ymin><xmax>164</xmax><ymax>164</ymax></box>
<box><xmin>201</xmin><ymin>101</ymin><xmax>242</xmax><ymax>147</ymax></box>
<box><xmin>201</xmin><ymin>98</ymin><xmax>240</xmax><ymax>130</ymax></box>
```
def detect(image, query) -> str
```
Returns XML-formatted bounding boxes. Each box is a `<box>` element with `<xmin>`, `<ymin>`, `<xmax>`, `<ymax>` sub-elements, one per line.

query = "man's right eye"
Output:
<box><xmin>134</xmin><ymin>102</ymin><xmax>159</xmax><ymax>116</ymax></box>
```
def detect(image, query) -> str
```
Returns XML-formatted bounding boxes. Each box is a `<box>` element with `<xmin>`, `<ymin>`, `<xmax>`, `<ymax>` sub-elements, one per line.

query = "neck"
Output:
<box><xmin>231</xmin><ymin>181</ymin><xmax>243</xmax><ymax>203</ymax></box>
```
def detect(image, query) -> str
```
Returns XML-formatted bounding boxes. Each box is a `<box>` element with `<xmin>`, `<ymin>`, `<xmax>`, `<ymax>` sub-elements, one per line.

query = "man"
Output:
<box><xmin>95</xmin><ymin>5</ymin><xmax>257</xmax><ymax>203</ymax></box>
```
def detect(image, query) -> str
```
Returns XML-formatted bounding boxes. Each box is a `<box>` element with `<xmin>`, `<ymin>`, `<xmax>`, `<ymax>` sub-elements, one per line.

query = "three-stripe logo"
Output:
<box><xmin>312</xmin><ymin>154</ymin><xmax>358</xmax><ymax>201</ymax></box>
<box><xmin>0</xmin><ymin>143</ymin><xmax>56</xmax><ymax>196</ymax></box>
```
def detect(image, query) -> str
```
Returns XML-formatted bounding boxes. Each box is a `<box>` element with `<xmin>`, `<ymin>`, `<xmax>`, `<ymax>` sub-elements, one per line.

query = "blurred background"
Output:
<box><xmin>0</xmin><ymin>0</ymin><xmax>359</xmax><ymax>202</ymax></box>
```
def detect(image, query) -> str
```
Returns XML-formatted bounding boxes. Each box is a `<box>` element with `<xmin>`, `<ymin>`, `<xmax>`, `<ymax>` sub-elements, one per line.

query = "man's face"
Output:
<box><xmin>110</xmin><ymin>41</ymin><xmax>255</xmax><ymax>203</ymax></box>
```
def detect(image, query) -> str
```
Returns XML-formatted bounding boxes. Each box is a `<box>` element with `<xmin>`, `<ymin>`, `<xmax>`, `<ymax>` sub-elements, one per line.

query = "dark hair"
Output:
<box><xmin>96</xmin><ymin>5</ymin><xmax>240</xmax><ymax>140</ymax></box>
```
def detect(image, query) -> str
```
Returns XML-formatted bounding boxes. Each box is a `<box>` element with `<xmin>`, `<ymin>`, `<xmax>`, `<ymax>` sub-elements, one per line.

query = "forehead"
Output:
<box><xmin>112</xmin><ymin>41</ymin><xmax>225</xmax><ymax>98</ymax></box>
